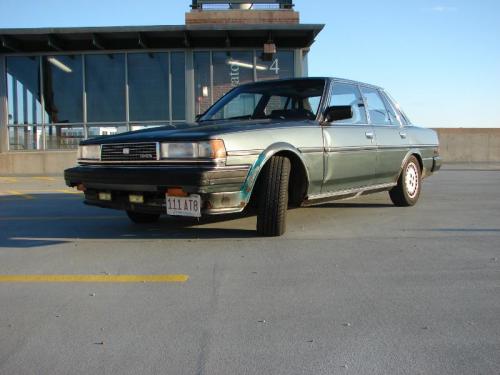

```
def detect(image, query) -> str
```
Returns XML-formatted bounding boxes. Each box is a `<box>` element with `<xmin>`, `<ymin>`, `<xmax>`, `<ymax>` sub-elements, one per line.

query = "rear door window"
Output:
<box><xmin>360</xmin><ymin>86</ymin><xmax>391</xmax><ymax>125</ymax></box>
<box><xmin>380</xmin><ymin>91</ymin><xmax>401</xmax><ymax>126</ymax></box>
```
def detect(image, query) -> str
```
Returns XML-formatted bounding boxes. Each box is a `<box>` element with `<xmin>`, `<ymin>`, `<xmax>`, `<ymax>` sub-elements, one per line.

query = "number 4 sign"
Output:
<box><xmin>269</xmin><ymin>59</ymin><xmax>280</xmax><ymax>75</ymax></box>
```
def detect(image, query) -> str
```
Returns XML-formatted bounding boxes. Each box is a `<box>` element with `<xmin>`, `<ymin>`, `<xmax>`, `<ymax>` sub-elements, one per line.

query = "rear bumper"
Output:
<box><xmin>64</xmin><ymin>164</ymin><xmax>251</xmax><ymax>215</ymax></box>
<box><xmin>432</xmin><ymin>156</ymin><xmax>442</xmax><ymax>172</ymax></box>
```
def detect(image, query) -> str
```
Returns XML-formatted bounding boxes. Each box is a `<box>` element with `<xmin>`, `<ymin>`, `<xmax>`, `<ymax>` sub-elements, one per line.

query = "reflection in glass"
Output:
<box><xmin>128</xmin><ymin>53</ymin><xmax>169</xmax><ymax>122</ymax></box>
<box><xmin>43</xmin><ymin>55</ymin><xmax>83</xmax><ymax>124</ymax></box>
<box><xmin>213</xmin><ymin>51</ymin><xmax>254</xmax><ymax>103</ymax></box>
<box><xmin>256</xmin><ymin>51</ymin><xmax>294</xmax><ymax>81</ymax></box>
<box><xmin>171</xmin><ymin>52</ymin><xmax>186</xmax><ymax>121</ymax></box>
<box><xmin>45</xmin><ymin>125</ymin><xmax>84</xmax><ymax>150</ymax></box>
<box><xmin>6</xmin><ymin>56</ymin><xmax>42</xmax><ymax>125</ymax></box>
<box><xmin>87</xmin><ymin>125</ymin><xmax>128</xmax><ymax>137</ymax></box>
<box><xmin>201</xmin><ymin>79</ymin><xmax>325</xmax><ymax>122</ymax></box>
<box><xmin>194</xmin><ymin>52</ymin><xmax>211</xmax><ymax>115</ymax></box>
<box><xmin>85</xmin><ymin>54</ymin><xmax>125</xmax><ymax>122</ymax></box>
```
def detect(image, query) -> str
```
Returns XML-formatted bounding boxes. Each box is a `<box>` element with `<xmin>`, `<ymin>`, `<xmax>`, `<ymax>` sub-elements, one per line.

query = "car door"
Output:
<box><xmin>360</xmin><ymin>86</ymin><xmax>410</xmax><ymax>185</ymax></box>
<box><xmin>321</xmin><ymin>82</ymin><xmax>376</xmax><ymax>193</ymax></box>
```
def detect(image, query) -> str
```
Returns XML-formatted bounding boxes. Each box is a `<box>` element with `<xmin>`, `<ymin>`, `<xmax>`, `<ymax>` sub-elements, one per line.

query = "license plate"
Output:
<box><xmin>166</xmin><ymin>194</ymin><xmax>201</xmax><ymax>218</ymax></box>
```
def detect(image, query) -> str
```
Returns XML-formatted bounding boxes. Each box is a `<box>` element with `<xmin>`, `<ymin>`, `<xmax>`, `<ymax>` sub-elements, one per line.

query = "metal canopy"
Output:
<box><xmin>0</xmin><ymin>24</ymin><xmax>323</xmax><ymax>53</ymax></box>
<box><xmin>191</xmin><ymin>0</ymin><xmax>294</xmax><ymax>9</ymax></box>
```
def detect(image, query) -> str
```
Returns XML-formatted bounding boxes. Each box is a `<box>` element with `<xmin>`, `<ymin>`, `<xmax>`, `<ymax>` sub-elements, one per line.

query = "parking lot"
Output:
<box><xmin>0</xmin><ymin>167</ymin><xmax>499</xmax><ymax>375</ymax></box>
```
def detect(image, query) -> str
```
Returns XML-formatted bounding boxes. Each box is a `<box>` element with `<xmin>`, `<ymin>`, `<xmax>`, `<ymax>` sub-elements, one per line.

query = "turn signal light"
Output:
<box><xmin>167</xmin><ymin>188</ymin><xmax>188</xmax><ymax>197</ymax></box>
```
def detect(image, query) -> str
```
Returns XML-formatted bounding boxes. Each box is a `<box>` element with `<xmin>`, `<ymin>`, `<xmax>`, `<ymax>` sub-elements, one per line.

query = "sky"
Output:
<box><xmin>1</xmin><ymin>0</ymin><xmax>499</xmax><ymax>128</ymax></box>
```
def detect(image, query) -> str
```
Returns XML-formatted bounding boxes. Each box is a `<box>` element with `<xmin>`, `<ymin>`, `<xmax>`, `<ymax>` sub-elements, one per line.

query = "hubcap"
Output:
<box><xmin>405</xmin><ymin>162</ymin><xmax>419</xmax><ymax>199</ymax></box>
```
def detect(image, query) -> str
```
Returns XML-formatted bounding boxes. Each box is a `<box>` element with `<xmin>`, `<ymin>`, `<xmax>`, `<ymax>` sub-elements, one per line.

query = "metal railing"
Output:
<box><xmin>191</xmin><ymin>0</ymin><xmax>294</xmax><ymax>10</ymax></box>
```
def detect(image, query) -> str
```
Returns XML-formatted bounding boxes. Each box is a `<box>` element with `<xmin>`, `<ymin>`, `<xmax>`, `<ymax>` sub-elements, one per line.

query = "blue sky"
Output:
<box><xmin>1</xmin><ymin>0</ymin><xmax>499</xmax><ymax>127</ymax></box>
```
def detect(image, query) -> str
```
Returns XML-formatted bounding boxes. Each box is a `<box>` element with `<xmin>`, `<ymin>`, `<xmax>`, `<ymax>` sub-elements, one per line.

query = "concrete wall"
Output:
<box><xmin>434</xmin><ymin>128</ymin><xmax>500</xmax><ymax>163</ymax></box>
<box><xmin>0</xmin><ymin>151</ymin><xmax>77</xmax><ymax>176</ymax></box>
<box><xmin>0</xmin><ymin>128</ymin><xmax>499</xmax><ymax>175</ymax></box>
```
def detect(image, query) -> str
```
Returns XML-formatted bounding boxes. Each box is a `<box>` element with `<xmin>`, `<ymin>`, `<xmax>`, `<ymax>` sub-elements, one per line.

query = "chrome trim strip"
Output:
<box><xmin>79</xmin><ymin>158</ymin><xmax>226</xmax><ymax>165</ymax></box>
<box><xmin>307</xmin><ymin>182</ymin><xmax>397</xmax><ymax>201</ymax></box>
<box><xmin>226</xmin><ymin>150</ymin><xmax>263</xmax><ymax>156</ymax></box>
<box><xmin>326</xmin><ymin>146</ymin><xmax>378</xmax><ymax>152</ymax></box>
<box><xmin>298</xmin><ymin>147</ymin><xmax>324</xmax><ymax>153</ymax></box>
<box><xmin>156</xmin><ymin>142</ymin><xmax>161</xmax><ymax>161</ymax></box>
<box><xmin>75</xmin><ymin>164</ymin><xmax>250</xmax><ymax>171</ymax></box>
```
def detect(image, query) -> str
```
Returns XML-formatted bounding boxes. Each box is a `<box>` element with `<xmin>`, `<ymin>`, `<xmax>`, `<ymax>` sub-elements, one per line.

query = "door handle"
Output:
<box><xmin>399</xmin><ymin>132</ymin><xmax>407</xmax><ymax>139</ymax></box>
<box><xmin>365</xmin><ymin>132</ymin><xmax>374</xmax><ymax>140</ymax></box>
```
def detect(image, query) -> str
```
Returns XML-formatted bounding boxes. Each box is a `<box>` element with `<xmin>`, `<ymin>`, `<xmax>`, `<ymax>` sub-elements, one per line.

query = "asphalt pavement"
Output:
<box><xmin>0</xmin><ymin>167</ymin><xmax>499</xmax><ymax>375</ymax></box>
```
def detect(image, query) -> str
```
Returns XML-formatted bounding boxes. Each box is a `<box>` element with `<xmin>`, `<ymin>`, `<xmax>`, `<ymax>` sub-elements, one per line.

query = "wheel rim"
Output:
<box><xmin>405</xmin><ymin>162</ymin><xmax>419</xmax><ymax>199</ymax></box>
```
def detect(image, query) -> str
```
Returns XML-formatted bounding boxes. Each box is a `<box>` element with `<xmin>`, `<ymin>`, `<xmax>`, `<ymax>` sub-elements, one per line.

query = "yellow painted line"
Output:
<box><xmin>33</xmin><ymin>176</ymin><xmax>57</xmax><ymax>181</ymax></box>
<box><xmin>0</xmin><ymin>274</ymin><xmax>189</xmax><ymax>283</ymax></box>
<box><xmin>6</xmin><ymin>190</ymin><xmax>34</xmax><ymax>200</ymax></box>
<box><xmin>0</xmin><ymin>215</ymin><xmax>123</xmax><ymax>221</ymax></box>
<box><xmin>0</xmin><ymin>177</ymin><xmax>17</xmax><ymax>183</ymax></box>
<box><xmin>55</xmin><ymin>189</ymin><xmax>81</xmax><ymax>194</ymax></box>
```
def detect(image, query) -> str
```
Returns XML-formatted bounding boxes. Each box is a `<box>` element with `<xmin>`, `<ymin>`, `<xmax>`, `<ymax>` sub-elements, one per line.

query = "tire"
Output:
<box><xmin>257</xmin><ymin>156</ymin><xmax>291</xmax><ymax>237</ymax></box>
<box><xmin>126</xmin><ymin>211</ymin><xmax>160</xmax><ymax>224</ymax></box>
<box><xmin>389</xmin><ymin>156</ymin><xmax>422</xmax><ymax>207</ymax></box>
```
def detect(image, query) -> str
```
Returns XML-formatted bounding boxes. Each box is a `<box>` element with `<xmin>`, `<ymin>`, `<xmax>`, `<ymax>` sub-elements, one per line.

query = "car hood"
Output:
<box><xmin>81</xmin><ymin>119</ymin><xmax>314</xmax><ymax>145</ymax></box>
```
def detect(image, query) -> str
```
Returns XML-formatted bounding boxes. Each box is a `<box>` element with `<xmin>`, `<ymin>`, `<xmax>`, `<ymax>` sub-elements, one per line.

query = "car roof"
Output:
<box><xmin>238</xmin><ymin>77</ymin><xmax>384</xmax><ymax>90</ymax></box>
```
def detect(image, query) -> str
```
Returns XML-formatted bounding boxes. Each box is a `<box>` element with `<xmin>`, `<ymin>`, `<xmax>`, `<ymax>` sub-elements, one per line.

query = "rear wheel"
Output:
<box><xmin>126</xmin><ymin>211</ymin><xmax>160</xmax><ymax>224</ymax></box>
<box><xmin>257</xmin><ymin>156</ymin><xmax>291</xmax><ymax>237</ymax></box>
<box><xmin>389</xmin><ymin>156</ymin><xmax>421</xmax><ymax>207</ymax></box>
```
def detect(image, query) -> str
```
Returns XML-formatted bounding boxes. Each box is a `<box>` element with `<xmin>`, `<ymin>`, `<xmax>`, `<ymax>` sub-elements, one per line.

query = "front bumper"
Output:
<box><xmin>64</xmin><ymin>164</ymin><xmax>251</xmax><ymax>215</ymax></box>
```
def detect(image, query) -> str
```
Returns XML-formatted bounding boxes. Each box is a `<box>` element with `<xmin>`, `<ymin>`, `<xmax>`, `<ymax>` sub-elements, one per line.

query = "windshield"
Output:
<box><xmin>199</xmin><ymin>79</ymin><xmax>326</xmax><ymax>122</ymax></box>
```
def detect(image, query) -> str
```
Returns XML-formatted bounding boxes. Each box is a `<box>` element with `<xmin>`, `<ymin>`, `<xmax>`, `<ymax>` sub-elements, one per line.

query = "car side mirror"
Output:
<box><xmin>323</xmin><ymin>105</ymin><xmax>353</xmax><ymax>123</ymax></box>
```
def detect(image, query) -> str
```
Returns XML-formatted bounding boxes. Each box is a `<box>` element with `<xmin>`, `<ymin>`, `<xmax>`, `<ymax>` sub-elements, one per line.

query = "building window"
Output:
<box><xmin>6</xmin><ymin>56</ymin><xmax>42</xmax><ymax>126</ymax></box>
<box><xmin>212</xmin><ymin>51</ymin><xmax>254</xmax><ymax>103</ymax></box>
<box><xmin>6</xmin><ymin>56</ymin><xmax>43</xmax><ymax>150</ymax></box>
<box><xmin>171</xmin><ymin>52</ymin><xmax>186</xmax><ymax>121</ymax></box>
<box><xmin>194</xmin><ymin>52</ymin><xmax>211</xmax><ymax>115</ymax></box>
<box><xmin>85</xmin><ymin>54</ymin><xmax>126</xmax><ymax>123</ymax></box>
<box><xmin>42</xmin><ymin>55</ymin><xmax>83</xmax><ymax>124</ymax></box>
<box><xmin>128</xmin><ymin>53</ymin><xmax>169</xmax><ymax>122</ymax></box>
<box><xmin>256</xmin><ymin>51</ymin><xmax>294</xmax><ymax>81</ymax></box>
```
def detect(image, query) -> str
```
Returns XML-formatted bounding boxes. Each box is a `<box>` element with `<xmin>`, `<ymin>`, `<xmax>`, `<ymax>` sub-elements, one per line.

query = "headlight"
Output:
<box><xmin>77</xmin><ymin>145</ymin><xmax>101</xmax><ymax>160</ymax></box>
<box><xmin>160</xmin><ymin>140</ymin><xmax>226</xmax><ymax>160</ymax></box>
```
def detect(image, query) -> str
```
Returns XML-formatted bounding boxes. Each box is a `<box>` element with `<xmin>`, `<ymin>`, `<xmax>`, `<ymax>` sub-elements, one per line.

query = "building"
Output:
<box><xmin>0</xmin><ymin>0</ymin><xmax>323</xmax><ymax>174</ymax></box>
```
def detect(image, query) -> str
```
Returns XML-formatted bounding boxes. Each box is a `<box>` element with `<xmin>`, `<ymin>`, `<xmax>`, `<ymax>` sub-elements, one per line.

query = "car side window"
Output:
<box><xmin>380</xmin><ymin>91</ymin><xmax>401</xmax><ymax>126</ymax></box>
<box><xmin>360</xmin><ymin>87</ymin><xmax>391</xmax><ymax>125</ymax></box>
<box><xmin>328</xmin><ymin>83</ymin><xmax>367</xmax><ymax>124</ymax></box>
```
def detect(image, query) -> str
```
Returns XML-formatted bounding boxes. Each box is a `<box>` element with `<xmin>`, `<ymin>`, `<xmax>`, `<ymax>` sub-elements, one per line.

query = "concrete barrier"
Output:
<box><xmin>434</xmin><ymin>128</ymin><xmax>500</xmax><ymax>163</ymax></box>
<box><xmin>0</xmin><ymin>151</ymin><xmax>77</xmax><ymax>176</ymax></box>
<box><xmin>0</xmin><ymin>128</ymin><xmax>499</xmax><ymax>175</ymax></box>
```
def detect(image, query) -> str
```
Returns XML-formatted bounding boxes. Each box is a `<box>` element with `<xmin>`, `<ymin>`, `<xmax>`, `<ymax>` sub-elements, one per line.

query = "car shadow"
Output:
<box><xmin>0</xmin><ymin>194</ymin><xmax>260</xmax><ymax>248</ymax></box>
<box><xmin>313</xmin><ymin>202</ymin><xmax>394</xmax><ymax>209</ymax></box>
<box><xmin>0</xmin><ymin>193</ymin><xmax>395</xmax><ymax>248</ymax></box>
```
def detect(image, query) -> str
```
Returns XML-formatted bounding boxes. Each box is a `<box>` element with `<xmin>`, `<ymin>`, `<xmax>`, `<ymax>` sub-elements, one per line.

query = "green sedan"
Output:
<box><xmin>65</xmin><ymin>77</ymin><xmax>441</xmax><ymax>236</ymax></box>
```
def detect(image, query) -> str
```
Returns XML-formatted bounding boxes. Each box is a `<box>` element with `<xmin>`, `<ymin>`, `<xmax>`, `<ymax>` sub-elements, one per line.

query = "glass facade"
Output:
<box><xmin>4</xmin><ymin>49</ymin><xmax>295</xmax><ymax>151</ymax></box>
<box><xmin>193</xmin><ymin>50</ymin><xmax>295</xmax><ymax>117</ymax></box>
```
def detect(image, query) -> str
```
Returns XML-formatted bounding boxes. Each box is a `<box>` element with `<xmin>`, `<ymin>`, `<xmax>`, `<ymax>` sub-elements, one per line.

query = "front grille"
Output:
<box><xmin>101</xmin><ymin>142</ymin><xmax>158</xmax><ymax>162</ymax></box>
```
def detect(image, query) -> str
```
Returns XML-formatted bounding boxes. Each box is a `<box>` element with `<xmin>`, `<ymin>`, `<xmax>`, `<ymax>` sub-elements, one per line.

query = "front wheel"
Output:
<box><xmin>257</xmin><ymin>156</ymin><xmax>291</xmax><ymax>237</ymax></box>
<box><xmin>389</xmin><ymin>156</ymin><xmax>422</xmax><ymax>207</ymax></box>
<box><xmin>126</xmin><ymin>211</ymin><xmax>160</xmax><ymax>224</ymax></box>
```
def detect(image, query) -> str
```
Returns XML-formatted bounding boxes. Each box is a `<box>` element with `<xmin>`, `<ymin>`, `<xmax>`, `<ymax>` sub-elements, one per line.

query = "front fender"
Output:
<box><xmin>240</xmin><ymin>142</ymin><xmax>311</xmax><ymax>204</ymax></box>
